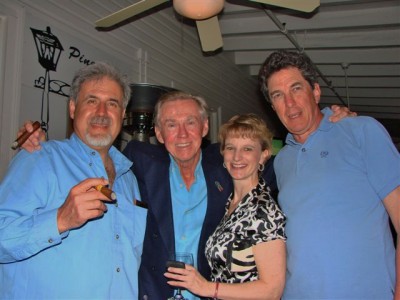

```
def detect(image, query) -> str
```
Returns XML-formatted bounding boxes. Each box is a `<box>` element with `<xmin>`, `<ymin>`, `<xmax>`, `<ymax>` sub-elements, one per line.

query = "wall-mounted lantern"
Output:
<box><xmin>30</xmin><ymin>26</ymin><xmax>64</xmax><ymax>134</ymax></box>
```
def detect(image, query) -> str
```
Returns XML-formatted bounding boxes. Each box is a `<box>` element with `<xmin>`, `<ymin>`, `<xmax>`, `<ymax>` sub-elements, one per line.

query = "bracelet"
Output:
<box><xmin>213</xmin><ymin>281</ymin><xmax>219</xmax><ymax>299</ymax></box>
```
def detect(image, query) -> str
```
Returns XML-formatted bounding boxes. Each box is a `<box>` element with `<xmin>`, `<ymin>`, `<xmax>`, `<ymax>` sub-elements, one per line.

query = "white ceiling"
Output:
<box><xmin>217</xmin><ymin>0</ymin><xmax>400</xmax><ymax>140</ymax></box>
<box><xmin>87</xmin><ymin>0</ymin><xmax>400</xmax><ymax>141</ymax></box>
<box><xmin>94</xmin><ymin>0</ymin><xmax>400</xmax><ymax>140</ymax></box>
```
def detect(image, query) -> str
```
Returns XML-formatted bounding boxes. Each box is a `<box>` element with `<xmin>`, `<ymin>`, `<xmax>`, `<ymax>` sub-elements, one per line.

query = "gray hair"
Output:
<box><xmin>153</xmin><ymin>91</ymin><xmax>209</xmax><ymax>127</ymax></box>
<box><xmin>69</xmin><ymin>62</ymin><xmax>131</xmax><ymax>108</ymax></box>
<box><xmin>258</xmin><ymin>50</ymin><xmax>319</xmax><ymax>103</ymax></box>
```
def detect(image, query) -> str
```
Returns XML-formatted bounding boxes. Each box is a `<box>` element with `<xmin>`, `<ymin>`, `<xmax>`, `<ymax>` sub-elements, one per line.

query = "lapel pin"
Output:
<box><xmin>215</xmin><ymin>181</ymin><xmax>223</xmax><ymax>192</ymax></box>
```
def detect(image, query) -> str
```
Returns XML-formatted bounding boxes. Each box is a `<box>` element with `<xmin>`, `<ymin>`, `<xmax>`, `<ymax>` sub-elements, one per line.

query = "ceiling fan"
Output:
<box><xmin>95</xmin><ymin>0</ymin><xmax>320</xmax><ymax>52</ymax></box>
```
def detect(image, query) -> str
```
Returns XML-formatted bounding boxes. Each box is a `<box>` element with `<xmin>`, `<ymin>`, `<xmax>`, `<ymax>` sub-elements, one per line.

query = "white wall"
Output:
<box><xmin>0</xmin><ymin>1</ymin><xmax>25</xmax><ymax>181</ymax></box>
<box><xmin>0</xmin><ymin>0</ymin><xmax>270</xmax><ymax>180</ymax></box>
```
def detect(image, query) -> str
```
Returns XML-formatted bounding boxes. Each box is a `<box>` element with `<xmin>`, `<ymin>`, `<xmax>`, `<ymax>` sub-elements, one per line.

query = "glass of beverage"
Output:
<box><xmin>166</xmin><ymin>252</ymin><xmax>194</xmax><ymax>300</ymax></box>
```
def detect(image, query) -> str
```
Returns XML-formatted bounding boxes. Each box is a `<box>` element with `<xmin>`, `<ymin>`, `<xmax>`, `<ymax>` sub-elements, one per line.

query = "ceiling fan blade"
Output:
<box><xmin>95</xmin><ymin>0</ymin><xmax>169</xmax><ymax>28</ymax></box>
<box><xmin>196</xmin><ymin>17</ymin><xmax>223</xmax><ymax>52</ymax></box>
<box><xmin>250</xmin><ymin>0</ymin><xmax>320</xmax><ymax>13</ymax></box>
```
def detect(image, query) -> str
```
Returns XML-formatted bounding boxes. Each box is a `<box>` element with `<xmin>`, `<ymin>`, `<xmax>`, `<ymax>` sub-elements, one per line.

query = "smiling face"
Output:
<box><xmin>222</xmin><ymin>135</ymin><xmax>269</xmax><ymax>185</ymax></box>
<box><xmin>267</xmin><ymin>67</ymin><xmax>323</xmax><ymax>144</ymax></box>
<box><xmin>155</xmin><ymin>98</ymin><xmax>209</xmax><ymax>168</ymax></box>
<box><xmin>69</xmin><ymin>77</ymin><xmax>125</xmax><ymax>152</ymax></box>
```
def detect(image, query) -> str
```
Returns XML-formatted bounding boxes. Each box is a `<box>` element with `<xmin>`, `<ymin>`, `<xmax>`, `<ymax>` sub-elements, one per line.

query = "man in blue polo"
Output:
<box><xmin>259</xmin><ymin>50</ymin><xmax>400</xmax><ymax>299</ymax></box>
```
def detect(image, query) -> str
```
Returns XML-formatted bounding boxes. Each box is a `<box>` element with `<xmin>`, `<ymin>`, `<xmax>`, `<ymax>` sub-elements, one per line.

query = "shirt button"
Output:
<box><xmin>89</xmin><ymin>163</ymin><xmax>93</xmax><ymax>167</ymax></box>
<box><xmin>116</xmin><ymin>267</ymin><xmax>120</xmax><ymax>272</ymax></box>
<box><xmin>115</xmin><ymin>234</ymin><xmax>119</xmax><ymax>240</ymax></box>
<box><xmin>48</xmin><ymin>238</ymin><xmax>53</xmax><ymax>243</ymax></box>
<box><xmin>302</xmin><ymin>148</ymin><xmax>306</xmax><ymax>152</ymax></box>
<box><xmin>91</xmin><ymin>151</ymin><xmax>96</xmax><ymax>156</ymax></box>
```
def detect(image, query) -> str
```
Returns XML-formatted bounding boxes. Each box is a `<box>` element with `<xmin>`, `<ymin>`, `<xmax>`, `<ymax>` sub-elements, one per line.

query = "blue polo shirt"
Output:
<box><xmin>275</xmin><ymin>108</ymin><xmax>399</xmax><ymax>299</ymax></box>
<box><xmin>170</xmin><ymin>154</ymin><xmax>207</xmax><ymax>300</ymax></box>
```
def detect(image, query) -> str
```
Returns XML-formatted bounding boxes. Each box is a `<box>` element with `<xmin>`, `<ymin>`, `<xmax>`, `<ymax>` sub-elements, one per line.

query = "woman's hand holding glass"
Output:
<box><xmin>165</xmin><ymin>253</ymin><xmax>214</xmax><ymax>299</ymax></box>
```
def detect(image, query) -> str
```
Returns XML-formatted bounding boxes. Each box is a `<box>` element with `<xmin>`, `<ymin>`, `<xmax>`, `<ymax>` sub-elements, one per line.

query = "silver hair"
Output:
<box><xmin>153</xmin><ymin>91</ymin><xmax>209</xmax><ymax>127</ymax></box>
<box><xmin>69</xmin><ymin>62</ymin><xmax>131</xmax><ymax>108</ymax></box>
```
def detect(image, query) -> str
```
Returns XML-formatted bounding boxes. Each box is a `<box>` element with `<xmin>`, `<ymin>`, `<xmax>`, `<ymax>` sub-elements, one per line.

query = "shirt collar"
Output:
<box><xmin>169</xmin><ymin>152</ymin><xmax>203</xmax><ymax>180</ymax></box>
<box><xmin>285</xmin><ymin>107</ymin><xmax>333</xmax><ymax>145</ymax></box>
<box><xmin>70</xmin><ymin>133</ymin><xmax>133</xmax><ymax>175</ymax></box>
<box><xmin>227</xmin><ymin>178</ymin><xmax>267</xmax><ymax>210</ymax></box>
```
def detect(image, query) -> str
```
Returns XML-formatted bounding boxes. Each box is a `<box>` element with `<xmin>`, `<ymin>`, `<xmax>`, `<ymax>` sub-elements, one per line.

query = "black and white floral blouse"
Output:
<box><xmin>205</xmin><ymin>178</ymin><xmax>286</xmax><ymax>283</ymax></box>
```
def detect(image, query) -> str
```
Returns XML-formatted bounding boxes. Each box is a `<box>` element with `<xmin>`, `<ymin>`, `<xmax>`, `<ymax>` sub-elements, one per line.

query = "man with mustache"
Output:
<box><xmin>0</xmin><ymin>62</ymin><xmax>146</xmax><ymax>299</ymax></box>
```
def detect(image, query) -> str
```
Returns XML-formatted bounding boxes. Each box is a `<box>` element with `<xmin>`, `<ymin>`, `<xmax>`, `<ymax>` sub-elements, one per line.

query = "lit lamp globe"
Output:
<box><xmin>173</xmin><ymin>0</ymin><xmax>225</xmax><ymax>20</ymax></box>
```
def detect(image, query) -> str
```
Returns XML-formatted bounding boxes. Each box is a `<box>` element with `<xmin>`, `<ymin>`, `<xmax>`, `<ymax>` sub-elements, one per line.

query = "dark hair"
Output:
<box><xmin>69</xmin><ymin>62</ymin><xmax>131</xmax><ymax>108</ymax></box>
<box><xmin>153</xmin><ymin>91</ymin><xmax>209</xmax><ymax>127</ymax></box>
<box><xmin>258</xmin><ymin>50</ymin><xmax>319</xmax><ymax>102</ymax></box>
<box><xmin>219</xmin><ymin>113</ymin><xmax>273</xmax><ymax>159</ymax></box>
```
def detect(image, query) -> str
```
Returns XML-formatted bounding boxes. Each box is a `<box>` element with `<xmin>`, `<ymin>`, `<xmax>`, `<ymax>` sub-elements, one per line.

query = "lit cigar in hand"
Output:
<box><xmin>95</xmin><ymin>185</ymin><xmax>117</xmax><ymax>200</ymax></box>
<box><xmin>11</xmin><ymin>121</ymin><xmax>41</xmax><ymax>150</ymax></box>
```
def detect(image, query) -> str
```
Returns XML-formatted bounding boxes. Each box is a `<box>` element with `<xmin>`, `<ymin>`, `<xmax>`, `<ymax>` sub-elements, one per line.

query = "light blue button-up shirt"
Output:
<box><xmin>0</xmin><ymin>134</ymin><xmax>146</xmax><ymax>299</ymax></box>
<box><xmin>170</xmin><ymin>154</ymin><xmax>207</xmax><ymax>300</ymax></box>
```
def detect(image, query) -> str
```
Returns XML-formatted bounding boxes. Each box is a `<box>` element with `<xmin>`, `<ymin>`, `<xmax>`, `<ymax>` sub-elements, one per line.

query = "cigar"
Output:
<box><xmin>11</xmin><ymin>121</ymin><xmax>41</xmax><ymax>150</ymax></box>
<box><xmin>134</xmin><ymin>199</ymin><xmax>148</xmax><ymax>209</ymax></box>
<box><xmin>95</xmin><ymin>185</ymin><xmax>117</xmax><ymax>200</ymax></box>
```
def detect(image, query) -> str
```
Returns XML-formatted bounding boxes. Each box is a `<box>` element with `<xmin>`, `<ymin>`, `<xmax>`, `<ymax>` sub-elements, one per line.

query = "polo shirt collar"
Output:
<box><xmin>285</xmin><ymin>107</ymin><xmax>333</xmax><ymax>146</ymax></box>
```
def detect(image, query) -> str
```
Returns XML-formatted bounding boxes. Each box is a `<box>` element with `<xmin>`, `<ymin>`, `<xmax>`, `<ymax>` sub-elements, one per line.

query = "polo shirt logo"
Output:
<box><xmin>320</xmin><ymin>151</ymin><xmax>329</xmax><ymax>158</ymax></box>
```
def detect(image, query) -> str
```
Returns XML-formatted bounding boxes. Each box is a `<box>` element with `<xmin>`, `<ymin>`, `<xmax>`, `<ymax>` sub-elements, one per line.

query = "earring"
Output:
<box><xmin>258</xmin><ymin>164</ymin><xmax>265</xmax><ymax>172</ymax></box>
<box><xmin>223</xmin><ymin>162</ymin><xmax>226</xmax><ymax>168</ymax></box>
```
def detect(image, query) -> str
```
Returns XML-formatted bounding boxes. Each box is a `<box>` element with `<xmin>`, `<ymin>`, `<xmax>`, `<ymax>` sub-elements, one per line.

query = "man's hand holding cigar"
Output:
<box><xmin>16</xmin><ymin>122</ymin><xmax>118</xmax><ymax>234</ymax></box>
<box><xmin>57</xmin><ymin>178</ymin><xmax>115</xmax><ymax>234</ymax></box>
<box><xmin>15</xmin><ymin>121</ymin><xmax>46</xmax><ymax>152</ymax></box>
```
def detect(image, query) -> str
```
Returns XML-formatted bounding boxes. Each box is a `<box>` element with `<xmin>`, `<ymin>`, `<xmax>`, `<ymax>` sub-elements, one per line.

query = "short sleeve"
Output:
<box><xmin>249</xmin><ymin>196</ymin><xmax>286</xmax><ymax>245</ymax></box>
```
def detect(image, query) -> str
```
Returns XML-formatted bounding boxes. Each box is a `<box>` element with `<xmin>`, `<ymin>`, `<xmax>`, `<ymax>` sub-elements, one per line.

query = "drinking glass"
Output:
<box><xmin>167</xmin><ymin>252</ymin><xmax>194</xmax><ymax>300</ymax></box>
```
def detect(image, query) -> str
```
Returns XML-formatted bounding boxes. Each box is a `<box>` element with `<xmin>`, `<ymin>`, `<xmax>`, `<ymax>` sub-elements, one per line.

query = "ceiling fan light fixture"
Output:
<box><xmin>173</xmin><ymin>0</ymin><xmax>225</xmax><ymax>20</ymax></box>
